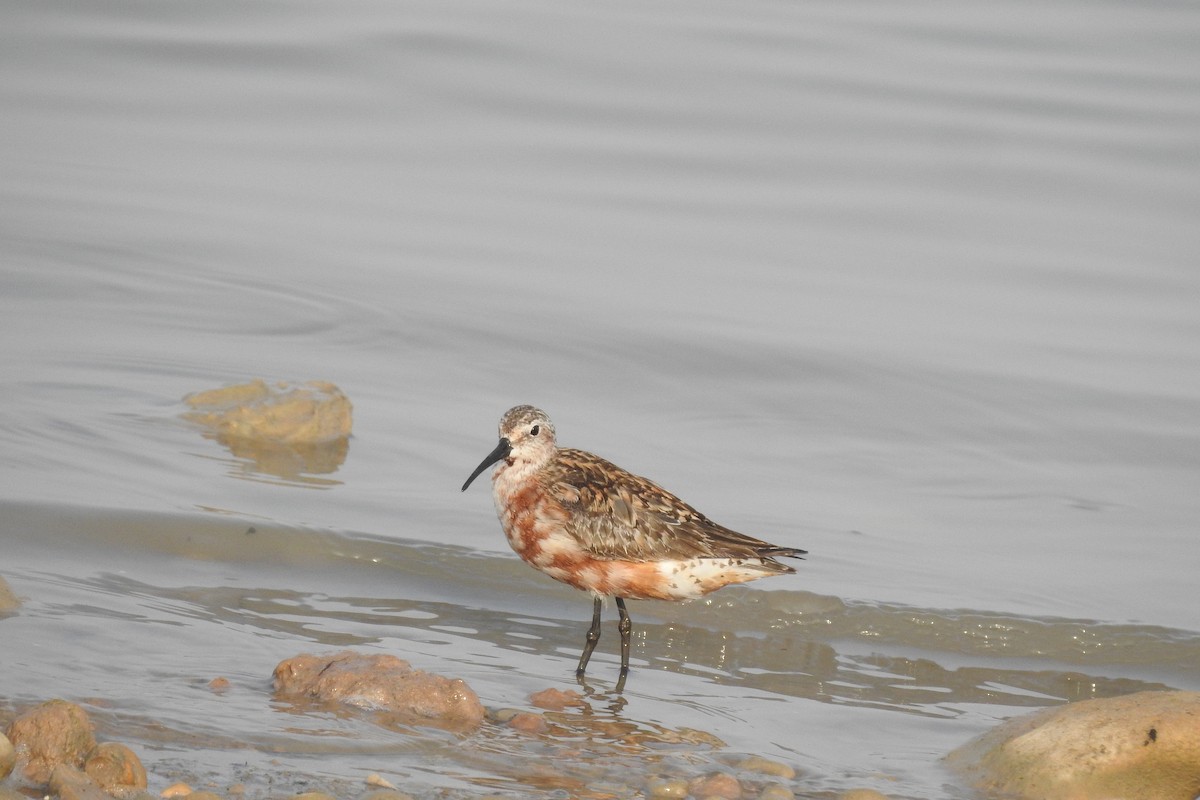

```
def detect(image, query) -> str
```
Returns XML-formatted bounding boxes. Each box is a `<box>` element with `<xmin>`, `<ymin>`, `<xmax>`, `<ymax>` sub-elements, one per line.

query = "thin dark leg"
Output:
<box><xmin>576</xmin><ymin>596</ymin><xmax>603</xmax><ymax>678</ymax></box>
<box><xmin>615</xmin><ymin>597</ymin><xmax>631</xmax><ymax>692</ymax></box>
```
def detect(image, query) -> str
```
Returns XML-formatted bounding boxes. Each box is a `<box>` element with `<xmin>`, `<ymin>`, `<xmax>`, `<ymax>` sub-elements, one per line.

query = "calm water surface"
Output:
<box><xmin>2</xmin><ymin>1</ymin><xmax>1199</xmax><ymax>798</ymax></box>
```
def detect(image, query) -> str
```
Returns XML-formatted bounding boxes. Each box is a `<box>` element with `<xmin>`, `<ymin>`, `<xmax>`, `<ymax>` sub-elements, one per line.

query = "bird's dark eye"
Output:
<box><xmin>530</xmin><ymin>425</ymin><xmax>540</xmax><ymax>436</ymax></box>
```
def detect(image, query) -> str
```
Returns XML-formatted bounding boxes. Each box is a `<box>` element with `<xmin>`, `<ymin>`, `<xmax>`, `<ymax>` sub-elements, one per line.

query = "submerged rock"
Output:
<box><xmin>183</xmin><ymin>379</ymin><xmax>352</xmax><ymax>445</ymax></box>
<box><xmin>273</xmin><ymin>651</ymin><xmax>485</xmax><ymax>733</ymax></box>
<box><xmin>0</xmin><ymin>576</ymin><xmax>19</xmax><ymax>614</ymax></box>
<box><xmin>946</xmin><ymin>690</ymin><xmax>1200</xmax><ymax>800</ymax></box>
<box><xmin>0</xmin><ymin>731</ymin><xmax>14</xmax><ymax>779</ymax></box>
<box><xmin>505</xmin><ymin>712</ymin><xmax>548</xmax><ymax>734</ymax></box>
<box><xmin>5</xmin><ymin>699</ymin><xmax>96</xmax><ymax>786</ymax></box>
<box><xmin>359</xmin><ymin>791</ymin><xmax>416</xmax><ymax>800</ymax></box>
<box><xmin>48</xmin><ymin>764</ymin><xmax>111</xmax><ymax>800</ymax></box>
<box><xmin>645</xmin><ymin>777</ymin><xmax>689</xmax><ymax>798</ymax></box>
<box><xmin>736</xmin><ymin>755</ymin><xmax>796</xmax><ymax>780</ymax></box>
<box><xmin>84</xmin><ymin>741</ymin><xmax>147</xmax><ymax>791</ymax></box>
<box><xmin>528</xmin><ymin>688</ymin><xmax>585</xmax><ymax>711</ymax></box>
<box><xmin>689</xmin><ymin>771</ymin><xmax>743</xmax><ymax>800</ymax></box>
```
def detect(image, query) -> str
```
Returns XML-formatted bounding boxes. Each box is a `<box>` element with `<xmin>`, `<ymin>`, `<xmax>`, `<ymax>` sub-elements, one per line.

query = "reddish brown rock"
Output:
<box><xmin>84</xmin><ymin>741</ymin><xmax>147</xmax><ymax>791</ymax></box>
<box><xmin>273</xmin><ymin>651</ymin><xmax>484</xmax><ymax>732</ymax></box>
<box><xmin>506</xmin><ymin>712</ymin><xmax>549</xmax><ymax>734</ymax></box>
<box><xmin>5</xmin><ymin>699</ymin><xmax>96</xmax><ymax>785</ymax></box>
<box><xmin>529</xmin><ymin>688</ymin><xmax>585</xmax><ymax>711</ymax></box>
<box><xmin>947</xmin><ymin>690</ymin><xmax>1200</xmax><ymax>800</ymax></box>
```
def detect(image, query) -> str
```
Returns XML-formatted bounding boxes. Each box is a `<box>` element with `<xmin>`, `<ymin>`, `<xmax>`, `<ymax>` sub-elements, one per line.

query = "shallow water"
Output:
<box><xmin>2</xmin><ymin>0</ymin><xmax>1199</xmax><ymax>798</ymax></box>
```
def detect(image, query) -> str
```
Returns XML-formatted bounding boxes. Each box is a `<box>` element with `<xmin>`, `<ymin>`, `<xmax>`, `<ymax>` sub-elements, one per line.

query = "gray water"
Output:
<box><xmin>2</xmin><ymin>1</ymin><xmax>1199</xmax><ymax>798</ymax></box>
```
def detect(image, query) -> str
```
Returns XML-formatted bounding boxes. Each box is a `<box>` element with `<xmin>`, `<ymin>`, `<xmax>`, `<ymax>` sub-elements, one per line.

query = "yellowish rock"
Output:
<box><xmin>946</xmin><ymin>690</ymin><xmax>1200</xmax><ymax>800</ymax></box>
<box><xmin>161</xmin><ymin>781</ymin><xmax>194</xmax><ymax>797</ymax></box>
<box><xmin>0</xmin><ymin>576</ymin><xmax>19</xmax><ymax>614</ymax></box>
<box><xmin>364</xmin><ymin>773</ymin><xmax>396</xmax><ymax>789</ymax></box>
<box><xmin>757</xmin><ymin>784</ymin><xmax>795</xmax><ymax>800</ymax></box>
<box><xmin>737</xmin><ymin>755</ymin><xmax>796</xmax><ymax>779</ymax></box>
<box><xmin>689</xmin><ymin>771</ymin><xmax>743</xmax><ymax>800</ymax></box>
<box><xmin>0</xmin><ymin>731</ymin><xmax>14</xmax><ymax>780</ymax></box>
<box><xmin>646</xmin><ymin>777</ymin><xmax>689</xmax><ymax>798</ymax></box>
<box><xmin>839</xmin><ymin>790</ymin><xmax>890</xmax><ymax>800</ymax></box>
<box><xmin>183</xmin><ymin>379</ymin><xmax>352</xmax><ymax>444</ymax></box>
<box><xmin>359</xmin><ymin>791</ymin><xmax>415</xmax><ymax>800</ymax></box>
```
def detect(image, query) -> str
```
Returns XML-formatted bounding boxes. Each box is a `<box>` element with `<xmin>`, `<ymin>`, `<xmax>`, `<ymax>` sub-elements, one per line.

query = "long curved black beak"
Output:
<box><xmin>461</xmin><ymin>438</ymin><xmax>512</xmax><ymax>491</ymax></box>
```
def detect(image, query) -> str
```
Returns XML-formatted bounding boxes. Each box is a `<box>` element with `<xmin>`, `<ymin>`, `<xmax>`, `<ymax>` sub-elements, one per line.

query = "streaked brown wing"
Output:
<box><xmin>545</xmin><ymin>448</ymin><xmax>800</xmax><ymax>566</ymax></box>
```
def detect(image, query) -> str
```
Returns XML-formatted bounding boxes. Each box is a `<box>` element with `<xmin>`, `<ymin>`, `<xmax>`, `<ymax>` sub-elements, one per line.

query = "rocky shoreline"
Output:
<box><xmin>3</xmin><ymin>639</ymin><xmax>1198</xmax><ymax>800</ymax></box>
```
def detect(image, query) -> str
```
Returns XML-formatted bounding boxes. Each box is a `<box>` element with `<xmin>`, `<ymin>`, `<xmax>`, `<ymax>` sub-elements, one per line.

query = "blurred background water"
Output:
<box><xmin>2</xmin><ymin>1</ymin><xmax>1198</xmax><ymax>798</ymax></box>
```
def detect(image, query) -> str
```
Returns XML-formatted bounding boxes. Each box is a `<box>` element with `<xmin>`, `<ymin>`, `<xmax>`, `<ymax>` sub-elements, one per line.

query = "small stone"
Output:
<box><xmin>292</xmin><ymin>794</ymin><xmax>336</xmax><ymax>800</ymax></box>
<box><xmin>5</xmin><ymin>699</ymin><xmax>97</xmax><ymax>785</ymax></box>
<box><xmin>48</xmin><ymin>764</ymin><xmax>109</xmax><ymax>800</ymax></box>
<box><xmin>689</xmin><ymin>772</ymin><xmax>743</xmax><ymax>800</ymax></box>
<box><xmin>0</xmin><ymin>576</ymin><xmax>19</xmax><ymax>613</ymax></box>
<box><xmin>359</xmin><ymin>791</ymin><xmax>415</xmax><ymax>800</ymax></box>
<box><xmin>507</xmin><ymin>712</ymin><xmax>549</xmax><ymax>734</ymax></box>
<box><xmin>737</xmin><ymin>756</ymin><xmax>796</xmax><ymax>780</ymax></box>
<box><xmin>839</xmin><ymin>791</ymin><xmax>889</xmax><ymax>800</ymax></box>
<box><xmin>207</xmin><ymin>677</ymin><xmax>232</xmax><ymax>693</ymax></box>
<box><xmin>758</xmin><ymin>784</ymin><xmax>795</xmax><ymax>800</ymax></box>
<box><xmin>529</xmin><ymin>688</ymin><xmax>584</xmax><ymax>710</ymax></box>
<box><xmin>161</xmin><ymin>781</ymin><xmax>194</xmax><ymax>797</ymax></box>
<box><xmin>0</xmin><ymin>731</ymin><xmax>14</xmax><ymax>780</ymax></box>
<box><xmin>187</xmin><ymin>793</ymin><xmax>226</xmax><ymax>800</ymax></box>
<box><xmin>84</xmin><ymin>741</ymin><xmax>147</xmax><ymax>790</ymax></box>
<box><xmin>365</xmin><ymin>774</ymin><xmax>395</xmax><ymax>789</ymax></box>
<box><xmin>488</xmin><ymin>708</ymin><xmax>523</xmax><ymax>724</ymax></box>
<box><xmin>646</xmin><ymin>777</ymin><xmax>689</xmax><ymax>798</ymax></box>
